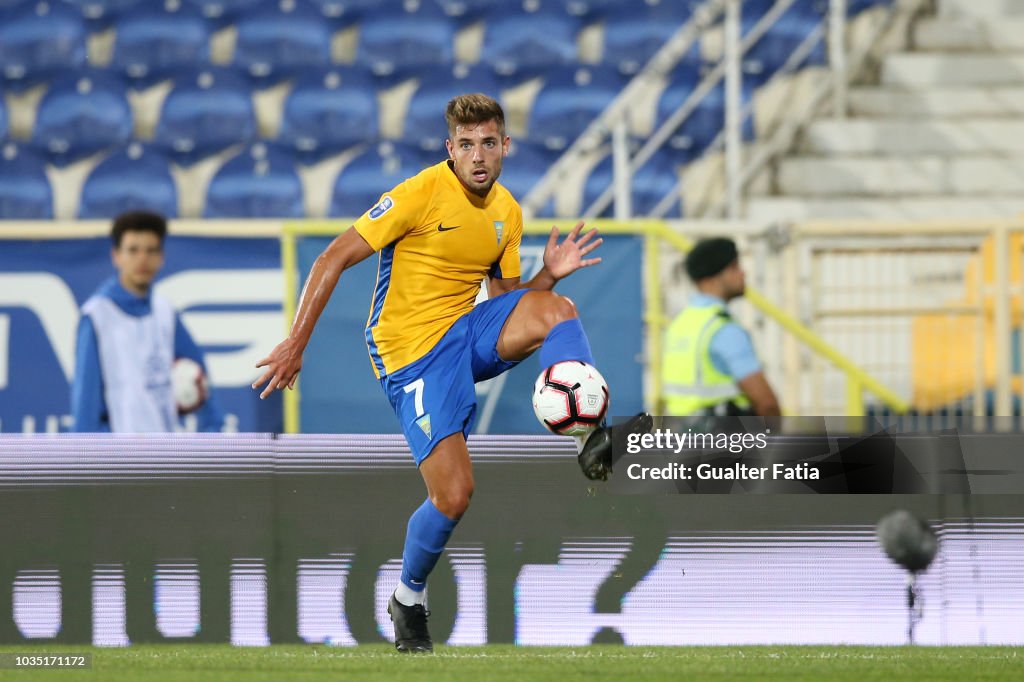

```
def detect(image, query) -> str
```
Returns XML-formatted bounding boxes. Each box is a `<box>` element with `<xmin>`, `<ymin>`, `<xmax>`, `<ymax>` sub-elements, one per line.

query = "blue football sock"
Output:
<box><xmin>400</xmin><ymin>498</ymin><xmax>458</xmax><ymax>592</ymax></box>
<box><xmin>539</xmin><ymin>318</ymin><xmax>595</xmax><ymax>368</ymax></box>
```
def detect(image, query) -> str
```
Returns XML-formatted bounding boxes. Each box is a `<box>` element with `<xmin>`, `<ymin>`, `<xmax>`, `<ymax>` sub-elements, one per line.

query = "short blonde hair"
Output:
<box><xmin>445</xmin><ymin>93</ymin><xmax>506</xmax><ymax>138</ymax></box>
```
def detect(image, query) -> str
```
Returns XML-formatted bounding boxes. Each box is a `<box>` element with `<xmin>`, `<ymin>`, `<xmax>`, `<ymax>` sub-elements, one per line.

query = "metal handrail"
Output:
<box><xmin>519</xmin><ymin>0</ymin><xmax>729</xmax><ymax>218</ymax></box>
<box><xmin>581</xmin><ymin>0</ymin><xmax>920</xmax><ymax>221</ymax></box>
<box><xmin>718</xmin><ymin>0</ymin><xmax>925</xmax><ymax>219</ymax></box>
<box><xmin>581</xmin><ymin>0</ymin><xmax>806</xmax><ymax>220</ymax></box>
<box><xmin>648</xmin><ymin>5</ymin><xmax>829</xmax><ymax>219</ymax></box>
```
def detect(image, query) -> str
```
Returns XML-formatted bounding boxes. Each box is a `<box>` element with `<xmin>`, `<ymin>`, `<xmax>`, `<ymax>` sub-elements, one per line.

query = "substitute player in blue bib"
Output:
<box><xmin>253</xmin><ymin>94</ymin><xmax>642</xmax><ymax>653</ymax></box>
<box><xmin>72</xmin><ymin>211</ymin><xmax>224</xmax><ymax>433</ymax></box>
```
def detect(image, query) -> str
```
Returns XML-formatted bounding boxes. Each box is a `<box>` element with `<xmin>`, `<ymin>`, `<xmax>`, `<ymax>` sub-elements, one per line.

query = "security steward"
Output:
<box><xmin>662</xmin><ymin>237</ymin><xmax>781</xmax><ymax>417</ymax></box>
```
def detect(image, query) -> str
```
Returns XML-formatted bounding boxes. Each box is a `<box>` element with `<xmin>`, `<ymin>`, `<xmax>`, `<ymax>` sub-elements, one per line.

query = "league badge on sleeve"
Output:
<box><xmin>369</xmin><ymin>196</ymin><xmax>394</xmax><ymax>220</ymax></box>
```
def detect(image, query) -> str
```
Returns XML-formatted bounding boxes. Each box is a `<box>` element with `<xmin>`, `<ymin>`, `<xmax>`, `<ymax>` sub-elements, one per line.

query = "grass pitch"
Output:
<box><xmin>0</xmin><ymin>645</ymin><xmax>1020</xmax><ymax>681</ymax></box>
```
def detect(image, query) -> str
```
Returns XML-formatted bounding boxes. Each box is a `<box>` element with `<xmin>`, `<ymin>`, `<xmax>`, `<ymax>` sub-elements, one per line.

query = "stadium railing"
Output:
<box><xmin>521</xmin><ymin>0</ymin><xmax>928</xmax><ymax>222</ymax></box>
<box><xmin>781</xmin><ymin>218</ymin><xmax>1024</xmax><ymax>428</ymax></box>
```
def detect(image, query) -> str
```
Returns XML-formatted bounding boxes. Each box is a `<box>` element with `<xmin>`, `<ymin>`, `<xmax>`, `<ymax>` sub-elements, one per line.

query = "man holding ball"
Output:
<box><xmin>71</xmin><ymin>211</ymin><xmax>224</xmax><ymax>432</ymax></box>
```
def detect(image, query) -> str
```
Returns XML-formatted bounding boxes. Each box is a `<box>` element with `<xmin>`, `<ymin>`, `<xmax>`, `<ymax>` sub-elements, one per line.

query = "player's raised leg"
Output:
<box><xmin>496</xmin><ymin>290</ymin><xmax>648</xmax><ymax>480</ymax></box>
<box><xmin>496</xmin><ymin>290</ymin><xmax>593</xmax><ymax>366</ymax></box>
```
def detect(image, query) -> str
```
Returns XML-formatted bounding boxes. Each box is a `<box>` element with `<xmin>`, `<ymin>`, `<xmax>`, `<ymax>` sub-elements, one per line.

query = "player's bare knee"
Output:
<box><xmin>431</xmin><ymin>485</ymin><xmax>473</xmax><ymax>520</ymax></box>
<box><xmin>539</xmin><ymin>293</ymin><xmax>578</xmax><ymax>333</ymax></box>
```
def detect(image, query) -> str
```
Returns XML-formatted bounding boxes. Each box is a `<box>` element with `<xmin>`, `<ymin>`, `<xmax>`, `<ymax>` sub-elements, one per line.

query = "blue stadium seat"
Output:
<box><xmin>310</xmin><ymin>0</ymin><xmax>391</xmax><ymax>18</ymax></box>
<box><xmin>559</xmin><ymin>0</ymin><xmax>631</xmax><ymax>20</ymax></box>
<box><xmin>581</xmin><ymin>148</ymin><xmax>682</xmax><ymax>218</ymax></box>
<box><xmin>357</xmin><ymin>3</ymin><xmax>455</xmax><ymax>78</ymax></box>
<box><xmin>184</xmin><ymin>0</ymin><xmax>263</xmax><ymax>24</ymax></box>
<box><xmin>79</xmin><ymin>143</ymin><xmax>178</xmax><ymax>219</ymax></box>
<box><xmin>205</xmin><ymin>143</ymin><xmax>304</xmax><ymax>217</ymax></box>
<box><xmin>601</xmin><ymin>0</ymin><xmax>688</xmax><ymax>19</ymax></box>
<box><xmin>743</xmin><ymin>0</ymin><xmax>826</xmax><ymax>21</ymax></box>
<box><xmin>0</xmin><ymin>142</ymin><xmax>52</xmax><ymax>218</ymax></box>
<box><xmin>111</xmin><ymin>4</ymin><xmax>211</xmax><ymax>86</ymax></box>
<box><xmin>741</xmin><ymin>0</ymin><xmax>826</xmax><ymax>86</ymax></box>
<box><xmin>481</xmin><ymin>3</ymin><xmax>580</xmax><ymax>80</ymax></box>
<box><xmin>329</xmin><ymin>142</ymin><xmax>434</xmax><ymax>217</ymax></box>
<box><xmin>278</xmin><ymin>68</ymin><xmax>378</xmax><ymax>162</ymax></box>
<box><xmin>61</xmin><ymin>0</ymin><xmax>143</xmax><ymax>27</ymax></box>
<box><xmin>32</xmin><ymin>71</ymin><xmax>133</xmax><ymax>166</ymax></box>
<box><xmin>154</xmin><ymin>68</ymin><xmax>256</xmax><ymax>165</ymax></box>
<box><xmin>498</xmin><ymin>139</ymin><xmax>556</xmax><ymax>214</ymax></box>
<box><xmin>848</xmin><ymin>0</ymin><xmax>891</xmax><ymax>16</ymax></box>
<box><xmin>602</xmin><ymin>2</ymin><xmax>699</xmax><ymax>75</ymax></box>
<box><xmin>402</xmin><ymin>65</ymin><xmax>501</xmax><ymax>151</ymax></box>
<box><xmin>527</xmin><ymin>65</ymin><xmax>625</xmax><ymax>149</ymax></box>
<box><xmin>0</xmin><ymin>2</ymin><xmax>87</xmax><ymax>90</ymax></box>
<box><xmin>655</xmin><ymin>63</ymin><xmax>754</xmax><ymax>161</ymax></box>
<box><xmin>234</xmin><ymin>0</ymin><xmax>332</xmax><ymax>84</ymax></box>
<box><xmin>431</xmin><ymin>0</ymin><xmax>500</xmax><ymax>23</ymax></box>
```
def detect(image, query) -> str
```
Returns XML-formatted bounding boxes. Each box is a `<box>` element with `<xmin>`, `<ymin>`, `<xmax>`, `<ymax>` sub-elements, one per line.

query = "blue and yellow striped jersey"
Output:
<box><xmin>353</xmin><ymin>160</ymin><xmax>523</xmax><ymax>377</ymax></box>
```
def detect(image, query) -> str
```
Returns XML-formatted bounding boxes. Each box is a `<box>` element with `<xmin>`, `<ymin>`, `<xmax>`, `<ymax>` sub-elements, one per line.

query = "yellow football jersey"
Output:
<box><xmin>353</xmin><ymin>160</ymin><xmax>523</xmax><ymax>378</ymax></box>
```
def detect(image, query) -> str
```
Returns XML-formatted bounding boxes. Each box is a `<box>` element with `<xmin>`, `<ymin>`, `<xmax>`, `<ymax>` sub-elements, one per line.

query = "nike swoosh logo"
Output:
<box><xmin>437</xmin><ymin>223</ymin><xmax>461</xmax><ymax>232</ymax></box>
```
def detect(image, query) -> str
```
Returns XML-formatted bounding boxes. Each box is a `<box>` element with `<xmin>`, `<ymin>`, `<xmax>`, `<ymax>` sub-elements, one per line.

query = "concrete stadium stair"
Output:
<box><xmin>846</xmin><ymin>87</ymin><xmax>1024</xmax><ymax>118</ymax></box>
<box><xmin>800</xmin><ymin>119</ymin><xmax>1024</xmax><ymax>154</ymax></box>
<box><xmin>913</xmin><ymin>17</ymin><xmax>1024</xmax><ymax>52</ymax></box>
<box><xmin>934</xmin><ymin>0</ymin><xmax>1024</xmax><ymax>18</ymax></box>
<box><xmin>744</xmin><ymin>196</ymin><xmax>1024</xmax><ymax>221</ymax></box>
<box><xmin>747</xmin><ymin>0</ymin><xmax>1024</xmax><ymax>222</ymax></box>
<box><xmin>881</xmin><ymin>54</ymin><xmax>1024</xmax><ymax>87</ymax></box>
<box><xmin>777</xmin><ymin>157</ymin><xmax>1024</xmax><ymax>195</ymax></box>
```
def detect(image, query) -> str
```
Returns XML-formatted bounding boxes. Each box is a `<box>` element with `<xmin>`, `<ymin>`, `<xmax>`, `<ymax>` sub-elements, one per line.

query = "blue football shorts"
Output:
<box><xmin>380</xmin><ymin>288</ymin><xmax>531</xmax><ymax>465</ymax></box>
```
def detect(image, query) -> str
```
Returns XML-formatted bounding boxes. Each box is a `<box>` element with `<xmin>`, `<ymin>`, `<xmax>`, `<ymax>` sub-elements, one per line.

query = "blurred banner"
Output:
<box><xmin>296</xmin><ymin>234</ymin><xmax>644</xmax><ymax>433</ymax></box>
<box><xmin>1</xmin><ymin>434</ymin><xmax>1022</xmax><ymax>646</ymax></box>
<box><xmin>0</xmin><ymin>231</ymin><xmax>640</xmax><ymax>434</ymax></box>
<box><xmin>0</xmin><ymin>236</ymin><xmax>282</xmax><ymax>433</ymax></box>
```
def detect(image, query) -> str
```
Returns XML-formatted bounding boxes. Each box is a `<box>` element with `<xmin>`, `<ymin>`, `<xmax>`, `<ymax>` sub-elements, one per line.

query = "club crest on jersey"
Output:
<box><xmin>415</xmin><ymin>414</ymin><xmax>432</xmax><ymax>439</ymax></box>
<box><xmin>494</xmin><ymin>221</ymin><xmax>504</xmax><ymax>244</ymax></box>
<box><xmin>368</xmin><ymin>196</ymin><xmax>394</xmax><ymax>220</ymax></box>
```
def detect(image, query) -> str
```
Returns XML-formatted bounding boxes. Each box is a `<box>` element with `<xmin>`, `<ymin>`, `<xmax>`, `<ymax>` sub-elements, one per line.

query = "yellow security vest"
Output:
<box><xmin>662</xmin><ymin>302</ymin><xmax>751</xmax><ymax>416</ymax></box>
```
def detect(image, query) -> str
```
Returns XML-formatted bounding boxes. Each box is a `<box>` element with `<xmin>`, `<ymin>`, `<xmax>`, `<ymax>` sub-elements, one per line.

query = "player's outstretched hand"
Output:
<box><xmin>252</xmin><ymin>337</ymin><xmax>303</xmax><ymax>399</ymax></box>
<box><xmin>544</xmin><ymin>221</ymin><xmax>603</xmax><ymax>281</ymax></box>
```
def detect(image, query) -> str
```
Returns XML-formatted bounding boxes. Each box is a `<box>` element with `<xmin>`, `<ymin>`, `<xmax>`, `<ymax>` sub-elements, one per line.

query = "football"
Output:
<box><xmin>532</xmin><ymin>361</ymin><xmax>609</xmax><ymax>436</ymax></box>
<box><xmin>172</xmin><ymin>357</ymin><xmax>208</xmax><ymax>414</ymax></box>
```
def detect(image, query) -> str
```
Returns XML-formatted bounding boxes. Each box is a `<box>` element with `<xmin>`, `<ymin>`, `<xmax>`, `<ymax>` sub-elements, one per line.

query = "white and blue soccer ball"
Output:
<box><xmin>532</xmin><ymin>361</ymin><xmax>609</xmax><ymax>436</ymax></box>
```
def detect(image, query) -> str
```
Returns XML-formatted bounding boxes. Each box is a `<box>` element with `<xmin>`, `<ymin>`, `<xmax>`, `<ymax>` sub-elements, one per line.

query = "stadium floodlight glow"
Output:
<box><xmin>876</xmin><ymin>510</ymin><xmax>939</xmax><ymax>645</ymax></box>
